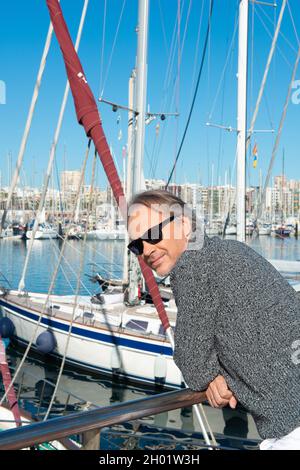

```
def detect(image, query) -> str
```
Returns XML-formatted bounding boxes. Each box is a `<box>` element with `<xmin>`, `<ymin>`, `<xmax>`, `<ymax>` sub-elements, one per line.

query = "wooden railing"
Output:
<box><xmin>0</xmin><ymin>388</ymin><xmax>207</xmax><ymax>450</ymax></box>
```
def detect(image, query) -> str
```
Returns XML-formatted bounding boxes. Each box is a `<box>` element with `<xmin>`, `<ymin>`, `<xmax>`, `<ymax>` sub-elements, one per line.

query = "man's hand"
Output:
<box><xmin>206</xmin><ymin>375</ymin><xmax>237</xmax><ymax>409</ymax></box>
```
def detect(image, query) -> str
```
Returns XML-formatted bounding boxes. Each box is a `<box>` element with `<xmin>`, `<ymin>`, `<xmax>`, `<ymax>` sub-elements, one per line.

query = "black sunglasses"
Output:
<box><xmin>128</xmin><ymin>214</ymin><xmax>176</xmax><ymax>255</ymax></box>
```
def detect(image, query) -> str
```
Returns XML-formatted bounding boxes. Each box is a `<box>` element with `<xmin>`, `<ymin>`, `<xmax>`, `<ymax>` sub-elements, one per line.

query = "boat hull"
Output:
<box><xmin>26</xmin><ymin>230</ymin><xmax>58</xmax><ymax>240</ymax></box>
<box><xmin>0</xmin><ymin>296</ymin><xmax>182</xmax><ymax>389</ymax></box>
<box><xmin>274</xmin><ymin>228</ymin><xmax>291</xmax><ymax>237</ymax></box>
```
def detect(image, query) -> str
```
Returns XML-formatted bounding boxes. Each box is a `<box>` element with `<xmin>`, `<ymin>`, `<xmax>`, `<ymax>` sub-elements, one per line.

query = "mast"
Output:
<box><xmin>123</xmin><ymin>70</ymin><xmax>136</xmax><ymax>285</ymax></box>
<box><xmin>127</xmin><ymin>0</ymin><xmax>149</xmax><ymax>304</ymax></box>
<box><xmin>132</xmin><ymin>0</ymin><xmax>149</xmax><ymax>194</ymax></box>
<box><xmin>236</xmin><ymin>0</ymin><xmax>248</xmax><ymax>243</ymax></box>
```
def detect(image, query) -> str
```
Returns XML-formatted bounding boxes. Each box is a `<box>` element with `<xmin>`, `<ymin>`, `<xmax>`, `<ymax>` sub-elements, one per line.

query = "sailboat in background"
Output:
<box><xmin>25</xmin><ymin>208</ymin><xmax>58</xmax><ymax>239</ymax></box>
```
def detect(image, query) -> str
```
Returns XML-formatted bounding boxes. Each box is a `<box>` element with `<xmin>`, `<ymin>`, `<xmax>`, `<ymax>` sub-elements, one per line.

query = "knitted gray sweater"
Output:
<box><xmin>170</xmin><ymin>234</ymin><xmax>300</xmax><ymax>439</ymax></box>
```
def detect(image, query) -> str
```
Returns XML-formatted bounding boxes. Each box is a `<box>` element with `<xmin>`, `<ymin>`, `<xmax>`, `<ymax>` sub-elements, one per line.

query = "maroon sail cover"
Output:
<box><xmin>46</xmin><ymin>0</ymin><xmax>170</xmax><ymax>331</ymax></box>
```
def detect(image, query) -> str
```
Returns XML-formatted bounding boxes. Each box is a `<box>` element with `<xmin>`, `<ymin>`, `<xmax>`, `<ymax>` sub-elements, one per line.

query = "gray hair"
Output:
<box><xmin>128</xmin><ymin>190</ymin><xmax>204</xmax><ymax>244</ymax></box>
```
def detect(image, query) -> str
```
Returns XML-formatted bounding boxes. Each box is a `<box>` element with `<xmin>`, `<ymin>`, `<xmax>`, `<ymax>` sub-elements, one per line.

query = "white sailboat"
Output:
<box><xmin>258</xmin><ymin>223</ymin><xmax>271</xmax><ymax>236</ymax></box>
<box><xmin>26</xmin><ymin>222</ymin><xmax>58</xmax><ymax>240</ymax></box>
<box><xmin>0</xmin><ymin>289</ymin><xmax>181</xmax><ymax>387</ymax></box>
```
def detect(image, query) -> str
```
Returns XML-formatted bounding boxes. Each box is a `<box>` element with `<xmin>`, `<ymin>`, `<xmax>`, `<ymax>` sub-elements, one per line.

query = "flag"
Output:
<box><xmin>253</xmin><ymin>142</ymin><xmax>258</xmax><ymax>169</ymax></box>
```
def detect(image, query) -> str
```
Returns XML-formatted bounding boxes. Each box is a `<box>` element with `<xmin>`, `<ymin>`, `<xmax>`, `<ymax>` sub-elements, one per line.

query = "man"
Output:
<box><xmin>127</xmin><ymin>189</ymin><xmax>300</xmax><ymax>450</ymax></box>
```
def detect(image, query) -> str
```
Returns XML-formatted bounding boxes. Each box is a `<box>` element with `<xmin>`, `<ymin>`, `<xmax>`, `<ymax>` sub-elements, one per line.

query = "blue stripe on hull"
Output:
<box><xmin>0</xmin><ymin>299</ymin><xmax>173</xmax><ymax>356</ymax></box>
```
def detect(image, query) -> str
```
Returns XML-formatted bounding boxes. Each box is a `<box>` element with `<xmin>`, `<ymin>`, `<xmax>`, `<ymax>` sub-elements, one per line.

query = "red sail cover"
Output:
<box><xmin>46</xmin><ymin>0</ymin><xmax>170</xmax><ymax>331</ymax></box>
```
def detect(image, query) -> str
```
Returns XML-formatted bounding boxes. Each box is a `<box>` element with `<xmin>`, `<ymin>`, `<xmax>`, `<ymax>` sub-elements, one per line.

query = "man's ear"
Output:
<box><xmin>182</xmin><ymin>216</ymin><xmax>192</xmax><ymax>239</ymax></box>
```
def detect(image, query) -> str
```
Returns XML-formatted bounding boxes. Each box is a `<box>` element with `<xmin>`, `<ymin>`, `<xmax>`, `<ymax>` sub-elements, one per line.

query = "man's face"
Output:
<box><xmin>128</xmin><ymin>204</ymin><xmax>190</xmax><ymax>276</ymax></box>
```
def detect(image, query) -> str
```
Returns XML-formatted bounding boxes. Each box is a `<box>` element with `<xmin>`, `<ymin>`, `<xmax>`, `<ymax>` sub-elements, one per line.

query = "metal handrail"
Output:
<box><xmin>0</xmin><ymin>388</ymin><xmax>206</xmax><ymax>450</ymax></box>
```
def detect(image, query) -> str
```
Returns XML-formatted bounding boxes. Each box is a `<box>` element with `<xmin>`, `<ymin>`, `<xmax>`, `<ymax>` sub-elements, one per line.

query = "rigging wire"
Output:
<box><xmin>207</xmin><ymin>15</ymin><xmax>238</xmax><ymax>122</ymax></box>
<box><xmin>162</xmin><ymin>1</ymin><xmax>185</xmax><ymax>96</ymax></box>
<box><xmin>18</xmin><ymin>0</ymin><xmax>89</xmax><ymax>293</ymax></box>
<box><xmin>255</xmin><ymin>7</ymin><xmax>293</xmax><ymax>69</ymax></box>
<box><xmin>172</xmin><ymin>0</ymin><xmax>194</xmax><ymax>185</ymax></box>
<box><xmin>99</xmin><ymin>0</ymin><xmax>127</xmax><ymax>99</ymax></box>
<box><xmin>49</xmin><ymin>237</ymin><xmax>94</xmax><ymax>296</ymax></box>
<box><xmin>256</xmin><ymin>42</ymin><xmax>300</xmax><ymax>221</ymax></box>
<box><xmin>151</xmin><ymin>0</ymin><xmax>198</xmax><ymax>180</ymax></box>
<box><xmin>287</xmin><ymin>0</ymin><xmax>300</xmax><ymax>46</ymax></box>
<box><xmin>158</xmin><ymin>0</ymin><xmax>169</xmax><ymax>57</ymax></box>
<box><xmin>43</xmin><ymin>149</ymin><xmax>98</xmax><ymax>421</ymax></box>
<box><xmin>189</xmin><ymin>0</ymin><xmax>205</xmax><ymax>102</ymax></box>
<box><xmin>223</xmin><ymin>0</ymin><xmax>286</xmax><ymax>234</ymax></box>
<box><xmin>172</xmin><ymin>0</ymin><xmax>182</xmax><ymax>185</ymax></box>
<box><xmin>149</xmin><ymin>0</ymin><xmax>189</xmax><ymax>179</ymax></box>
<box><xmin>55</xmin><ymin>232</ymin><xmax>125</xmax><ymax>280</ymax></box>
<box><xmin>151</xmin><ymin>0</ymin><xmax>204</xmax><ymax>181</ymax></box>
<box><xmin>257</xmin><ymin>2</ymin><xmax>298</xmax><ymax>53</ymax></box>
<box><xmin>165</xmin><ymin>0</ymin><xmax>214</xmax><ymax>188</ymax></box>
<box><xmin>247</xmin><ymin>0</ymin><xmax>287</xmax><ymax>148</ymax></box>
<box><xmin>99</xmin><ymin>0</ymin><xmax>107</xmax><ymax>96</ymax></box>
<box><xmin>0</xmin><ymin>22</ymin><xmax>54</xmax><ymax>234</ymax></box>
<box><xmin>215</xmin><ymin>3</ymin><xmax>238</xmax><ymax>189</ymax></box>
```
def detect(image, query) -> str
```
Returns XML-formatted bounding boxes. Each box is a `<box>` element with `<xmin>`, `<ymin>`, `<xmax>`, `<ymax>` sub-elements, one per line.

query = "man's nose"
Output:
<box><xmin>142</xmin><ymin>240</ymin><xmax>155</xmax><ymax>257</ymax></box>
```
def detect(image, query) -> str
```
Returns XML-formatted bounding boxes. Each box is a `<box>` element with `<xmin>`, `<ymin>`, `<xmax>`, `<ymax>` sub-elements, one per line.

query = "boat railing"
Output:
<box><xmin>0</xmin><ymin>388</ymin><xmax>209</xmax><ymax>450</ymax></box>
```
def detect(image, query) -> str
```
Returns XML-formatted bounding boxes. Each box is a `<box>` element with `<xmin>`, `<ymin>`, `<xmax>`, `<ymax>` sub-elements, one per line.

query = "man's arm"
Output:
<box><xmin>172</xmin><ymin>268</ymin><xmax>221</xmax><ymax>391</ymax></box>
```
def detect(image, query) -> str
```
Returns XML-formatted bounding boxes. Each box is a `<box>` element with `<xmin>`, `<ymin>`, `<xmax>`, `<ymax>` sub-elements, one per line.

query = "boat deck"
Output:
<box><xmin>3</xmin><ymin>291</ymin><xmax>177</xmax><ymax>341</ymax></box>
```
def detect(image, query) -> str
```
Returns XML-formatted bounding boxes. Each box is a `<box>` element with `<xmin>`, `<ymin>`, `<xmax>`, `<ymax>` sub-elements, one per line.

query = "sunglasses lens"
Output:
<box><xmin>128</xmin><ymin>239</ymin><xmax>143</xmax><ymax>255</ymax></box>
<box><xmin>142</xmin><ymin>227</ymin><xmax>162</xmax><ymax>244</ymax></box>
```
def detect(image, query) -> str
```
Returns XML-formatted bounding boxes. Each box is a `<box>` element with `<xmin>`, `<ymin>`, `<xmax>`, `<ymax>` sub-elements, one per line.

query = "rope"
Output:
<box><xmin>166</xmin><ymin>0</ymin><xmax>214</xmax><ymax>188</ymax></box>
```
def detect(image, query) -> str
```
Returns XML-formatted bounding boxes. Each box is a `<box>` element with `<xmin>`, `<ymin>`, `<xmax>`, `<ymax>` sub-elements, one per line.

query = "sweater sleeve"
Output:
<box><xmin>172</xmin><ymin>264</ymin><xmax>220</xmax><ymax>391</ymax></box>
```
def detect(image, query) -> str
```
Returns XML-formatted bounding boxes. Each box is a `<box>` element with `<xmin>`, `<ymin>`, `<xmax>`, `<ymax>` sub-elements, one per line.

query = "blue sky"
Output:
<box><xmin>0</xmin><ymin>0</ymin><xmax>300</xmax><ymax>190</ymax></box>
